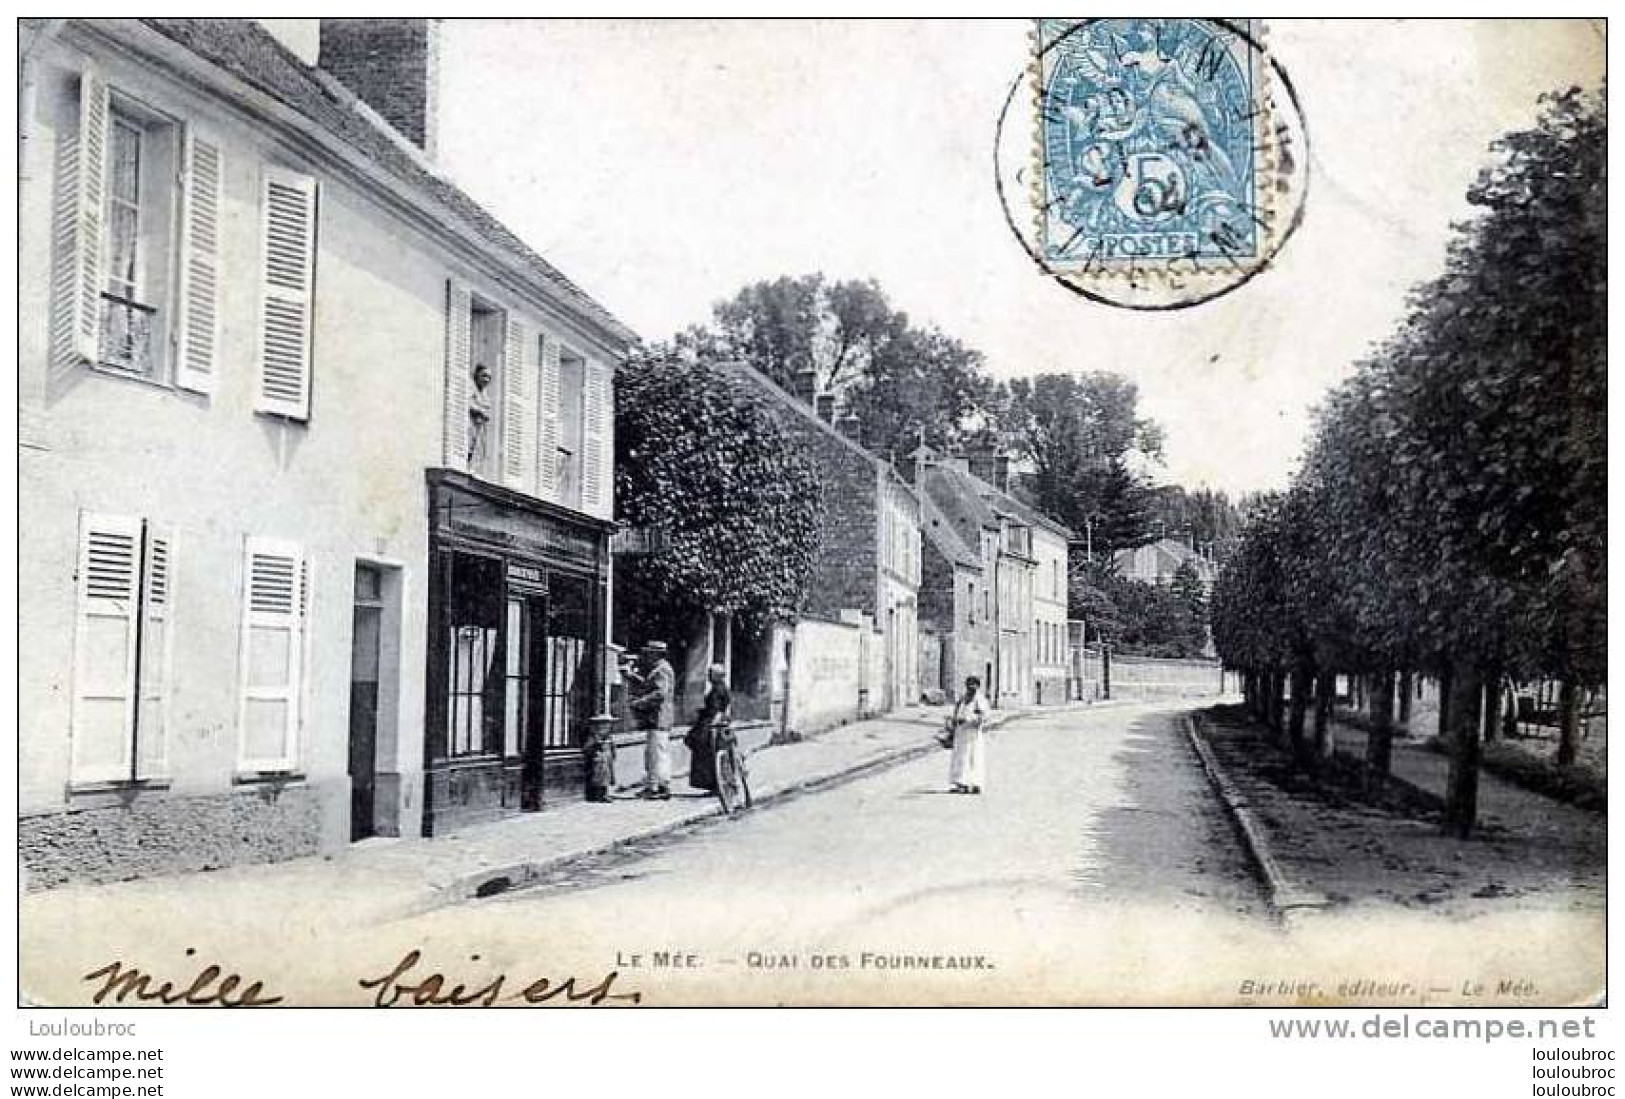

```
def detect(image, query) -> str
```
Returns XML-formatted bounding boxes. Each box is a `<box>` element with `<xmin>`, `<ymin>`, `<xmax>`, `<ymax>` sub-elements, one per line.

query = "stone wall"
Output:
<box><xmin>20</xmin><ymin>783</ymin><xmax>327</xmax><ymax>889</ymax></box>
<box><xmin>785</xmin><ymin>616</ymin><xmax>872</xmax><ymax>737</ymax></box>
<box><xmin>1072</xmin><ymin>647</ymin><xmax>1225</xmax><ymax>701</ymax></box>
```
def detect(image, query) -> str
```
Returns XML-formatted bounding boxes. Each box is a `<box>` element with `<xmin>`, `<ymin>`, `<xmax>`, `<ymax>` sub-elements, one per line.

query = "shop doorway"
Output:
<box><xmin>507</xmin><ymin>570</ymin><xmax>594</xmax><ymax>809</ymax></box>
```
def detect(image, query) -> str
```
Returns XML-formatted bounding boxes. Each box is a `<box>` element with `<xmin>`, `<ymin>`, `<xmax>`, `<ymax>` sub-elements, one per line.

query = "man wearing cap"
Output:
<box><xmin>628</xmin><ymin>641</ymin><xmax>676</xmax><ymax>799</ymax></box>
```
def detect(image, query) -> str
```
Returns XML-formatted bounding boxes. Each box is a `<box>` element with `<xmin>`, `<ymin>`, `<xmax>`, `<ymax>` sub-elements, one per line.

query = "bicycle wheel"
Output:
<box><xmin>714</xmin><ymin>749</ymin><xmax>738</xmax><ymax>816</ymax></box>
<box><xmin>735</xmin><ymin>751</ymin><xmax>753</xmax><ymax>809</ymax></box>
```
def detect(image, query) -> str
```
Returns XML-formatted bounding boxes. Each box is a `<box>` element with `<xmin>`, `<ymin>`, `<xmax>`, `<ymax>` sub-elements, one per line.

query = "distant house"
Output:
<box><xmin>916</xmin><ymin>489</ymin><xmax>994</xmax><ymax>700</ymax></box>
<box><xmin>1114</xmin><ymin>539</ymin><xmax>1218</xmax><ymax>591</ymax></box>
<box><xmin>904</xmin><ymin>452</ymin><xmax>1071</xmax><ymax>708</ymax></box>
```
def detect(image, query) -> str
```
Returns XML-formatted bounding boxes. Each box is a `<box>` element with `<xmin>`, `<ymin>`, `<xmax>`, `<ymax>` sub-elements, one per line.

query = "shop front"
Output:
<box><xmin>424</xmin><ymin>470</ymin><xmax>610</xmax><ymax>835</ymax></box>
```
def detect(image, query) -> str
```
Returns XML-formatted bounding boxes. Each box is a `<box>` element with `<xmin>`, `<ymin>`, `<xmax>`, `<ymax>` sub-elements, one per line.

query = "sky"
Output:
<box><xmin>433</xmin><ymin>19</ymin><xmax>1603</xmax><ymax>496</ymax></box>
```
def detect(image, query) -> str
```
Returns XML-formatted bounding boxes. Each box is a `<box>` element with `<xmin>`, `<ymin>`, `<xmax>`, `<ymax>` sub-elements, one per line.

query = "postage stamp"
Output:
<box><xmin>1010</xmin><ymin>18</ymin><xmax>1310</xmax><ymax>309</ymax></box>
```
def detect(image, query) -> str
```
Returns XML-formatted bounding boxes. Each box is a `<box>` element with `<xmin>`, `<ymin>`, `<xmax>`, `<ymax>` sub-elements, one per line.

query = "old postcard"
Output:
<box><xmin>15</xmin><ymin>18</ymin><xmax>1605</xmax><ymax>1008</ymax></box>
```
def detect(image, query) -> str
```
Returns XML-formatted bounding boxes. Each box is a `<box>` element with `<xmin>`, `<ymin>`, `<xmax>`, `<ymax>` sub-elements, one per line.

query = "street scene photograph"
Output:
<box><xmin>14</xmin><ymin>18</ymin><xmax>1606</xmax><ymax>1009</ymax></box>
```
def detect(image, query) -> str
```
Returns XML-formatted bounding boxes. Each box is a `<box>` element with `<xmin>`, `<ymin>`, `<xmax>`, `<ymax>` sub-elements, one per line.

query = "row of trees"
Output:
<box><xmin>1210</xmin><ymin>89</ymin><xmax>1605</xmax><ymax>836</ymax></box>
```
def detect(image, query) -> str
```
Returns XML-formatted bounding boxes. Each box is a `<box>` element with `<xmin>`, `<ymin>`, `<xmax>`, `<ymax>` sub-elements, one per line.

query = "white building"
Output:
<box><xmin>1114</xmin><ymin>538</ymin><xmax>1218</xmax><ymax>591</ymax></box>
<box><xmin>18</xmin><ymin>19</ymin><xmax>634</xmax><ymax>886</ymax></box>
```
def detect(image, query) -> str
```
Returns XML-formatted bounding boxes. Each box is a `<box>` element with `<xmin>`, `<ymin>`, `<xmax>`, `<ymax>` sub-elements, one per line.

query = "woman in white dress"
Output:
<box><xmin>949</xmin><ymin>676</ymin><xmax>992</xmax><ymax>794</ymax></box>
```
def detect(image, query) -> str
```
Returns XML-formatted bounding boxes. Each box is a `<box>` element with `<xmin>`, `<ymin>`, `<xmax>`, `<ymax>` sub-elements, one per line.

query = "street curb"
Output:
<box><xmin>402</xmin><ymin>710</ymin><xmax>1033</xmax><ymax>921</ymax></box>
<box><xmin>1181</xmin><ymin>712</ymin><xmax>1331</xmax><ymax>926</ymax></box>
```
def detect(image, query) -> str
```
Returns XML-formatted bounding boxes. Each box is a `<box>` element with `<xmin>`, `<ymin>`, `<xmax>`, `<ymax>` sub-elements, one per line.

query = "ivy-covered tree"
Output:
<box><xmin>614</xmin><ymin>349</ymin><xmax>824</xmax><ymax>646</ymax></box>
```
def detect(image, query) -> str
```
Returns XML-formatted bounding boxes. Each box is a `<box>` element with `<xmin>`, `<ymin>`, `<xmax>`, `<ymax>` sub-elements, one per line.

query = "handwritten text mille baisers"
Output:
<box><xmin>83</xmin><ymin>948</ymin><xmax>643</xmax><ymax>1007</ymax></box>
<box><xmin>615</xmin><ymin>950</ymin><xmax>995</xmax><ymax>971</ymax></box>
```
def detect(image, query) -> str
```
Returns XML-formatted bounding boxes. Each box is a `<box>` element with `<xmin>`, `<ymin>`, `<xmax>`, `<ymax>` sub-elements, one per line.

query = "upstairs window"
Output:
<box><xmin>98</xmin><ymin>100</ymin><xmax>177</xmax><ymax>382</ymax></box>
<box><xmin>556</xmin><ymin>347</ymin><xmax>586</xmax><ymax>508</ymax></box>
<box><xmin>466</xmin><ymin>299</ymin><xmax>507</xmax><ymax>480</ymax></box>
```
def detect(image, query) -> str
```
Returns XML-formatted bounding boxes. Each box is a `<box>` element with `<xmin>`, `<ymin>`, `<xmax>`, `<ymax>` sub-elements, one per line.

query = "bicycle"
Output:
<box><xmin>710</xmin><ymin>717</ymin><xmax>753</xmax><ymax>816</ymax></box>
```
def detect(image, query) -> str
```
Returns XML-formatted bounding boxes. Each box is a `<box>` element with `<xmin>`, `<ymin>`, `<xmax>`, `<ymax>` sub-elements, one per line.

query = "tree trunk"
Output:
<box><xmin>1365</xmin><ymin>670</ymin><xmax>1395</xmax><ymax>789</ymax></box>
<box><xmin>1481</xmin><ymin>671</ymin><xmax>1500</xmax><ymax>744</ymax></box>
<box><xmin>1397</xmin><ymin>671</ymin><xmax>1413</xmax><ymax>725</ymax></box>
<box><xmin>1267</xmin><ymin>671</ymin><xmax>1285</xmax><ymax>737</ymax></box>
<box><xmin>1442</xmin><ymin>662</ymin><xmax>1483</xmax><ymax>839</ymax></box>
<box><xmin>1313</xmin><ymin>670</ymin><xmax>1336</xmax><ymax>764</ymax></box>
<box><xmin>1557</xmin><ymin>681</ymin><xmax>1581</xmax><ymax>768</ymax></box>
<box><xmin>1287</xmin><ymin>665</ymin><xmax>1311</xmax><ymax>767</ymax></box>
<box><xmin>1436</xmin><ymin>671</ymin><xmax>1451</xmax><ymax>744</ymax></box>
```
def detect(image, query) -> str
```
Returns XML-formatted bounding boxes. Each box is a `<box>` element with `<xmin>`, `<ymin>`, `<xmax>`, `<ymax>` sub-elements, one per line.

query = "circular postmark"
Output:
<box><xmin>994</xmin><ymin>18</ymin><xmax>1310</xmax><ymax>310</ymax></box>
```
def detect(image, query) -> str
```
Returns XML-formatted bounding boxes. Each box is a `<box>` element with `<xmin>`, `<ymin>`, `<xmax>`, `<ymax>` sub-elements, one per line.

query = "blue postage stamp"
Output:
<box><xmin>1035</xmin><ymin>19</ymin><xmax>1266</xmax><ymax>269</ymax></box>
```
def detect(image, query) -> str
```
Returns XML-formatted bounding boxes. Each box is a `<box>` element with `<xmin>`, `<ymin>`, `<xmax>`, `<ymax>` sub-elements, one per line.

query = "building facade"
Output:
<box><xmin>909</xmin><ymin>454</ymin><xmax>1072</xmax><ymax>708</ymax></box>
<box><xmin>1114</xmin><ymin>538</ymin><xmax>1219</xmax><ymax>591</ymax></box>
<box><xmin>917</xmin><ymin>490</ymin><xmax>994</xmax><ymax>700</ymax></box>
<box><xmin>18</xmin><ymin>19</ymin><xmax>633</xmax><ymax>885</ymax></box>
<box><xmin>723</xmin><ymin>363</ymin><xmax>922</xmax><ymax>717</ymax></box>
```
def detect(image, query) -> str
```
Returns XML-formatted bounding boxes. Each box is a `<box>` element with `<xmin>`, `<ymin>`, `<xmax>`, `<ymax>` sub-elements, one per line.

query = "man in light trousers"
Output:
<box><xmin>629</xmin><ymin>641</ymin><xmax>676</xmax><ymax>799</ymax></box>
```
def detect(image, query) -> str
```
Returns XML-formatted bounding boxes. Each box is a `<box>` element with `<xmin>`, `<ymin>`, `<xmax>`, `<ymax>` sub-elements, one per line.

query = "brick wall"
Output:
<box><xmin>727</xmin><ymin>367</ymin><xmax>882</xmax><ymax>619</ymax></box>
<box><xmin>318</xmin><ymin>19</ymin><xmax>437</xmax><ymax>151</ymax></box>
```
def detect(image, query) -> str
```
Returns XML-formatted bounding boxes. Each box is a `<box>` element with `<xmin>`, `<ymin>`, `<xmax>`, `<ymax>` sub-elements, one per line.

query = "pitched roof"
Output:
<box><xmin>720</xmin><ymin>362</ymin><xmax>918</xmax><ymax>504</ymax></box>
<box><xmin>923</xmin><ymin>462</ymin><xmax>1073</xmax><ymax>540</ymax></box>
<box><xmin>918</xmin><ymin>490</ymin><xmax>981</xmax><ymax>570</ymax></box>
<box><xmin>920</xmin><ymin>465</ymin><xmax>999</xmax><ymax>538</ymax></box>
<box><xmin>128</xmin><ymin>18</ymin><xmax>633</xmax><ymax>345</ymax></box>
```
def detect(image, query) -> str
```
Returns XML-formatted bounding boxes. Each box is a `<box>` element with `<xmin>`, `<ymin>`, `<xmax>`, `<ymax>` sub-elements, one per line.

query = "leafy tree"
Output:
<box><xmin>1212</xmin><ymin>87</ymin><xmax>1605</xmax><ymax>835</ymax></box>
<box><xmin>845</xmin><ymin>325</ymin><xmax>997</xmax><ymax>459</ymax></box>
<box><xmin>1001</xmin><ymin>372</ymin><xmax>1164</xmax><ymax>556</ymax></box>
<box><xmin>614</xmin><ymin>349</ymin><xmax>824</xmax><ymax>646</ymax></box>
<box><xmin>702</xmin><ymin>274</ymin><xmax>907</xmax><ymax>396</ymax></box>
<box><xmin>1168</xmin><ymin>559</ymin><xmax>1208</xmax><ymax>630</ymax></box>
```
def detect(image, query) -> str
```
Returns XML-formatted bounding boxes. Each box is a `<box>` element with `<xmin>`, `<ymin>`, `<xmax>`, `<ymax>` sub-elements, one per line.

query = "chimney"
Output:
<box><xmin>965</xmin><ymin>453</ymin><xmax>1011</xmax><ymax>491</ymax></box>
<box><xmin>319</xmin><ymin>19</ymin><xmax>440</xmax><ymax>155</ymax></box>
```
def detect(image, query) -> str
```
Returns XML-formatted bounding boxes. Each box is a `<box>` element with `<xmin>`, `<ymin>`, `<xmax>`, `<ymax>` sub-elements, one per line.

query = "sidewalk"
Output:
<box><xmin>1328</xmin><ymin>719</ymin><xmax>1605</xmax><ymax>854</ymax></box>
<box><xmin>1192</xmin><ymin>706</ymin><xmax>1605</xmax><ymax>921</ymax></box>
<box><xmin>22</xmin><ymin>702</ymin><xmax>1077</xmax><ymax>934</ymax></box>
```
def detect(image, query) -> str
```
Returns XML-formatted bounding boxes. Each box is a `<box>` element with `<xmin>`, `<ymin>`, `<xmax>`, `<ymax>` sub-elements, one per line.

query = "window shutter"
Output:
<box><xmin>255</xmin><ymin>170</ymin><xmax>317</xmax><ymax>419</ymax></box>
<box><xmin>136</xmin><ymin>525</ymin><xmax>174</xmax><ymax>778</ymax></box>
<box><xmin>53</xmin><ymin>69</ymin><xmax>109</xmax><ymax>368</ymax></box>
<box><xmin>238</xmin><ymin>537</ymin><xmax>306</xmax><ymax>772</ymax></box>
<box><xmin>581</xmin><ymin>360</ymin><xmax>613</xmax><ymax>518</ymax></box>
<box><xmin>536</xmin><ymin>333</ymin><xmax>561</xmax><ymax>499</ymax></box>
<box><xmin>502</xmin><ymin>317</ymin><xmax>533</xmax><ymax>491</ymax></box>
<box><xmin>443</xmin><ymin>280</ymin><xmax>472</xmax><ymax>468</ymax></box>
<box><xmin>175</xmin><ymin>130</ymin><xmax>223</xmax><ymax>395</ymax></box>
<box><xmin>71</xmin><ymin>512</ymin><xmax>140</xmax><ymax>783</ymax></box>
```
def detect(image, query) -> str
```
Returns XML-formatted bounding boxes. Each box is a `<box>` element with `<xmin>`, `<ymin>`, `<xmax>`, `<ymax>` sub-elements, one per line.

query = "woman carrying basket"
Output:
<box><xmin>947</xmin><ymin>675</ymin><xmax>992</xmax><ymax>795</ymax></box>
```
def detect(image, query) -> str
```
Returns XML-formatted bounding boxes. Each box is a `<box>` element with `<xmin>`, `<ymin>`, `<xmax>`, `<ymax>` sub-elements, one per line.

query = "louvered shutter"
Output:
<box><xmin>53</xmin><ymin>69</ymin><xmax>109</xmax><ymax>367</ymax></box>
<box><xmin>443</xmin><ymin>280</ymin><xmax>472</xmax><ymax>468</ymax></box>
<box><xmin>238</xmin><ymin>537</ymin><xmax>305</xmax><ymax>772</ymax></box>
<box><xmin>502</xmin><ymin>317</ymin><xmax>533</xmax><ymax>491</ymax></box>
<box><xmin>536</xmin><ymin>334</ymin><xmax>561</xmax><ymax>500</ymax></box>
<box><xmin>581</xmin><ymin>360</ymin><xmax>614</xmax><ymax>518</ymax></box>
<box><xmin>136</xmin><ymin>525</ymin><xmax>174</xmax><ymax>777</ymax></box>
<box><xmin>175</xmin><ymin>130</ymin><xmax>222</xmax><ymax>394</ymax></box>
<box><xmin>71</xmin><ymin>513</ymin><xmax>139</xmax><ymax>783</ymax></box>
<box><xmin>256</xmin><ymin>170</ymin><xmax>317</xmax><ymax>419</ymax></box>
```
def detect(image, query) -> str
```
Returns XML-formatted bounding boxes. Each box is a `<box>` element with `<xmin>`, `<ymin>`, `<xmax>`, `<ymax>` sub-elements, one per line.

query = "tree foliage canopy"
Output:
<box><xmin>1213</xmin><ymin>87</ymin><xmax>1605</xmax><ymax>688</ymax></box>
<box><xmin>614</xmin><ymin>350</ymin><xmax>824</xmax><ymax>638</ymax></box>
